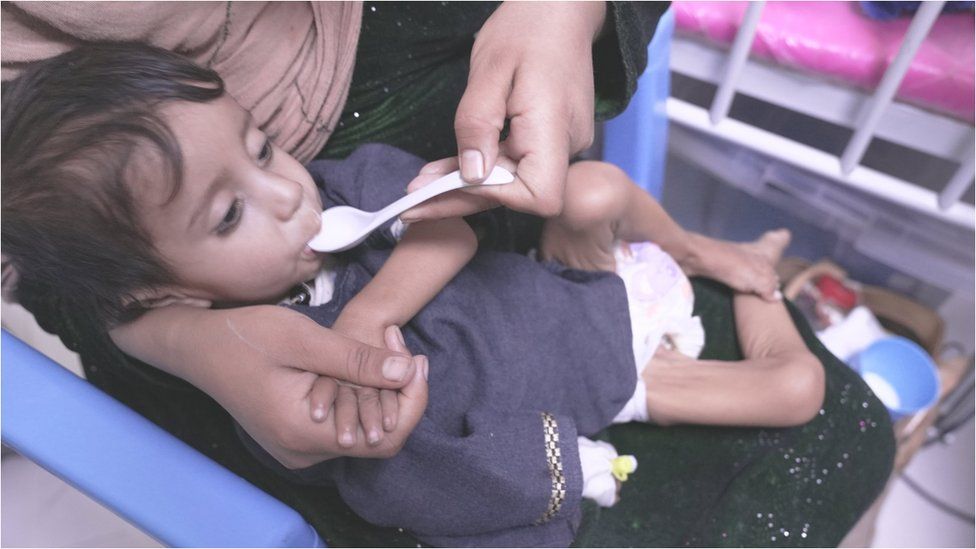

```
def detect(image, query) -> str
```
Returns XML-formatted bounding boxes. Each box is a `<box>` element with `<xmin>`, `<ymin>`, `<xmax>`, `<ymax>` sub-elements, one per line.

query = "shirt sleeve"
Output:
<box><xmin>334</xmin><ymin>409</ymin><xmax>583</xmax><ymax>547</ymax></box>
<box><xmin>593</xmin><ymin>1</ymin><xmax>671</xmax><ymax>121</ymax></box>
<box><xmin>237</xmin><ymin>409</ymin><xmax>586</xmax><ymax>547</ymax></box>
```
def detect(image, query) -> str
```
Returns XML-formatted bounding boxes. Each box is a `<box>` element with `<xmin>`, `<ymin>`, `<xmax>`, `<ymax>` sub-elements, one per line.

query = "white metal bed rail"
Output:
<box><xmin>669</xmin><ymin>0</ymin><xmax>976</xmax><ymax>229</ymax></box>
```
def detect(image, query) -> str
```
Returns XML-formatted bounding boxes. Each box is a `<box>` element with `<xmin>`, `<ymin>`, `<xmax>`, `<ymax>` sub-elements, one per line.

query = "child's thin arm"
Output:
<box><xmin>313</xmin><ymin>217</ymin><xmax>475</xmax><ymax>450</ymax></box>
<box><xmin>334</xmin><ymin>216</ymin><xmax>478</xmax><ymax>342</ymax></box>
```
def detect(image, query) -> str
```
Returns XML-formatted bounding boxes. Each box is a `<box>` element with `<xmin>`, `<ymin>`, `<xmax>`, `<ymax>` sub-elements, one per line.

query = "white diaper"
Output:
<box><xmin>612</xmin><ymin>241</ymin><xmax>705</xmax><ymax>424</ymax></box>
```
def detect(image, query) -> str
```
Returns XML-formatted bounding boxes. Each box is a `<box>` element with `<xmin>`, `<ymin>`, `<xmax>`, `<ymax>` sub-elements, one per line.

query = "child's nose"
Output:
<box><xmin>264</xmin><ymin>176</ymin><xmax>303</xmax><ymax>220</ymax></box>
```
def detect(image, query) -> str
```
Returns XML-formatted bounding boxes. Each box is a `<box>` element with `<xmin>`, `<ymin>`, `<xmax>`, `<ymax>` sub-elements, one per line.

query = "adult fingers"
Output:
<box><xmin>400</xmin><ymin>156</ymin><xmax>518</xmax><ymax>223</ymax></box>
<box><xmin>455</xmin><ymin>122</ymin><xmax>569</xmax><ymax>218</ymax></box>
<box><xmin>334</xmin><ymin>384</ymin><xmax>359</xmax><ymax>448</ymax></box>
<box><xmin>308</xmin><ymin>376</ymin><xmax>338</xmax><ymax>423</ymax></box>
<box><xmin>356</xmin><ymin>387</ymin><xmax>385</xmax><ymax>446</ymax></box>
<box><xmin>380</xmin><ymin>389</ymin><xmax>399</xmax><ymax>432</ymax></box>
<box><xmin>503</xmin><ymin>113</ymin><xmax>572</xmax><ymax>217</ymax></box>
<box><xmin>406</xmin><ymin>158</ymin><xmax>459</xmax><ymax>193</ymax></box>
<box><xmin>401</xmin><ymin>157</ymin><xmax>498</xmax><ymax>221</ymax></box>
<box><xmin>454</xmin><ymin>51</ymin><xmax>511</xmax><ymax>182</ymax></box>
<box><xmin>287</xmin><ymin>313</ymin><xmax>416</xmax><ymax>389</ymax></box>
<box><xmin>354</xmin><ymin>327</ymin><xmax>428</xmax><ymax>458</ymax></box>
<box><xmin>336</xmin><ymin>356</ymin><xmax>428</xmax><ymax>459</ymax></box>
<box><xmin>379</xmin><ymin>326</ymin><xmax>406</xmax><ymax>431</ymax></box>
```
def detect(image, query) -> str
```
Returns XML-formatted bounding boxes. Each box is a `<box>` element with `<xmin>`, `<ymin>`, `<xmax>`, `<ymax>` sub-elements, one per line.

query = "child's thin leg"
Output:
<box><xmin>644</xmin><ymin>238</ymin><xmax>825</xmax><ymax>428</ymax></box>
<box><xmin>540</xmin><ymin>161</ymin><xmax>785</xmax><ymax>300</ymax></box>
<box><xmin>539</xmin><ymin>161</ymin><xmax>690</xmax><ymax>272</ymax></box>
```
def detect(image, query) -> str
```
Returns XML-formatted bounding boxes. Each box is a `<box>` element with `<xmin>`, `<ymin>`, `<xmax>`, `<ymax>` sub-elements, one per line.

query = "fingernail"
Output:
<box><xmin>420</xmin><ymin>356</ymin><xmax>429</xmax><ymax>381</ymax></box>
<box><xmin>773</xmin><ymin>290</ymin><xmax>783</xmax><ymax>301</ymax></box>
<box><xmin>384</xmin><ymin>416</ymin><xmax>395</xmax><ymax>430</ymax></box>
<box><xmin>340</xmin><ymin>430</ymin><xmax>355</xmax><ymax>447</ymax></box>
<box><xmin>394</xmin><ymin>326</ymin><xmax>406</xmax><ymax>347</ymax></box>
<box><xmin>383</xmin><ymin>356</ymin><xmax>410</xmax><ymax>381</ymax></box>
<box><xmin>311</xmin><ymin>406</ymin><xmax>327</xmax><ymax>422</ymax></box>
<box><xmin>460</xmin><ymin>149</ymin><xmax>485</xmax><ymax>180</ymax></box>
<box><xmin>367</xmin><ymin>429</ymin><xmax>381</xmax><ymax>445</ymax></box>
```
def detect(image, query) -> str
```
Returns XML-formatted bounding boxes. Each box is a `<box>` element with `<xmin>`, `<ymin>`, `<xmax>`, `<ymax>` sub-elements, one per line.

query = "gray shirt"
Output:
<box><xmin>240</xmin><ymin>144</ymin><xmax>637</xmax><ymax>547</ymax></box>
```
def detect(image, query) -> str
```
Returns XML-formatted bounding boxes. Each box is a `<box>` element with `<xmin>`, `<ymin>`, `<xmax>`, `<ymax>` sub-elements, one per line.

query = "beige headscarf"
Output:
<box><xmin>1</xmin><ymin>1</ymin><xmax>363</xmax><ymax>163</ymax></box>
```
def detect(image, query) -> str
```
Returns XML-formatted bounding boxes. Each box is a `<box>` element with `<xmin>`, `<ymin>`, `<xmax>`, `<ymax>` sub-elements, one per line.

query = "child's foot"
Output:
<box><xmin>681</xmin><ymin>229</ymin><xmax>791</xmax><ymax>301</ymax></box>
<box><xmin>746</xmin><ymin>229</ymin><xmax>791</xmax><ymax>265</ymax></box>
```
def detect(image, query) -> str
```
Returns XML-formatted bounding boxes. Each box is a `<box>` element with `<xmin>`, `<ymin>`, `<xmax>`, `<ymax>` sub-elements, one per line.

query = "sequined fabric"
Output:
<box><xmin>572</xmin><ymin>279</ymin><xmax>895</xmax><ymax>548</ymax></box>
<box><xmin>319</xmin><ymin>1</ymin><xmax>668</xmax><ymax>162</ymax></box>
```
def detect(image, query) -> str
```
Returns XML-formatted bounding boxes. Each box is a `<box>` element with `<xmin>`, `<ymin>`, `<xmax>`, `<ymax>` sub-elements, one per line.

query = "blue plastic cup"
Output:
<box><xmin>849</xmin><ymin>336</ymin><xmax>941</xmax><ymax>421</ymax></box>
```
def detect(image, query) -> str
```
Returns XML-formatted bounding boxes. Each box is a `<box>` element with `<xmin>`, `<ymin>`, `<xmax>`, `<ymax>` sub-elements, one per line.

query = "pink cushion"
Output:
<box><xmin>674</xmin><ymin>1</ymin><xmax>975</xmax><ymax>121</ymax></box>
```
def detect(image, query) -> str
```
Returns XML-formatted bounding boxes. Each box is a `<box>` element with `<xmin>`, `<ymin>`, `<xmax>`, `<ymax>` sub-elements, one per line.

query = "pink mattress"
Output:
<box><xmin>674</xmin><ymin>1</ymin><xmax>975</xmax><ymax>121</ymax></box>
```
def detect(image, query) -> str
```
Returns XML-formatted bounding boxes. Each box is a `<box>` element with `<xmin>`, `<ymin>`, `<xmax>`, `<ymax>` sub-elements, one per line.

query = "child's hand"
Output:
<box><xmin>326</xmin><ymin>317</ymin><xmax>408</xmax><ymax>447</ymax></box>
<box><xmin>680</xmin><ymin>230</ymin><xmax>791</xmax><ymax>301</ymax></box>
<box><xmin>308</xmin><ymin>379</ymin><xmax>401</xmax><ymax>448</ymax></box>
<box><xmin>110</xmin><ymin>305</ymin><xmax>428</xmax><ymax>470</ymax></box>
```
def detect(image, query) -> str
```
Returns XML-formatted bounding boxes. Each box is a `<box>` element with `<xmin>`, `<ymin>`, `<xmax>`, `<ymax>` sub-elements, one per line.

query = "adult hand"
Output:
<box><xmin>110</xmin><ymin>305</ymin><xmax>428</xmax><ymax>469</ymax></box>
<box><xmin>401</xmin><ymin>1</ymin><xmax>607</xmax><ymax>222</ymax></box>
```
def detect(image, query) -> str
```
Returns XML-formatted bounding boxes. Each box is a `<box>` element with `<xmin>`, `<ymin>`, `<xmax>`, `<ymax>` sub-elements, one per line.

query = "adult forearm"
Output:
<box><xmin>108</xmin><ymin>305</ymin><xmax>240</xmax><ymax>394</ymax></box>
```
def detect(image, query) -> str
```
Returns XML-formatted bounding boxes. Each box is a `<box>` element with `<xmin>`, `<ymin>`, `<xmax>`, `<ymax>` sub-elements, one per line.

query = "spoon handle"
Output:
<box><xmin>373</xmin><ymin>166</ymin><xmax>514</xmax><ymax>223</ymax></box>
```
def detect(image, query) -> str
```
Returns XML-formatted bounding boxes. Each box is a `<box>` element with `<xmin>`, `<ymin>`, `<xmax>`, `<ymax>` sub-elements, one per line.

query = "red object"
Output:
<box><xmin>815</xmin><ymin>275</ymin><xmax>858</xmax><ymax>310</ymax></box>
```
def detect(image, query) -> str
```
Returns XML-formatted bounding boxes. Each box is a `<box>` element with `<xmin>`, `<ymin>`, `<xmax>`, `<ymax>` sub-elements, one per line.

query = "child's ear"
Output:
<box><xmin>127</xmin><ymin>286</ymin><xmax>212</xmax><ymax>310</ymax></box>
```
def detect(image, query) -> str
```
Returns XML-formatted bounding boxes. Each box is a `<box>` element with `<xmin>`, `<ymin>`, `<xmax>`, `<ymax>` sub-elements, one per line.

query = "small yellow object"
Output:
<box><xmin>611</xmin><ymin>455</ymin><xmax>638</xmax><ymax>482</ymax></box>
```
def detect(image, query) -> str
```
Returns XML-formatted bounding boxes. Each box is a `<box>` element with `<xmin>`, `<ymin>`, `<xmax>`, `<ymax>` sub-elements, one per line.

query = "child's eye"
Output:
<box><xmin>216</xmin><ymin>198</ymin><xmax>243</xmax><ymax>234</ymax></box>
<box><xmin>258</xmin><ymin>138</ymin><xmax>274</xmax><ymax>164</ymax></box>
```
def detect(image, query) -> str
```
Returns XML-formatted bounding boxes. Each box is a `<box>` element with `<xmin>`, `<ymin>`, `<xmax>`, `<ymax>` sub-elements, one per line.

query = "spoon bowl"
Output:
<box><xmin>308</xmin><ymin>166</ymin><xmax>514</xmax><ymax>252</ymax></box>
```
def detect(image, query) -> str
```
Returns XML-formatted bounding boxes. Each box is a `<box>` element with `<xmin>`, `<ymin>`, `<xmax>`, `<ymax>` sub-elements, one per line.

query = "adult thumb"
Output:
<box><xmin>454</xmin><ymin>66</ymin><xmax>509</xmax><ymax>182</ymax></box>
<box><xmin>293</xmin><ymin>319</ymin><xmax>417</xmax><ymax>389</ymax></box>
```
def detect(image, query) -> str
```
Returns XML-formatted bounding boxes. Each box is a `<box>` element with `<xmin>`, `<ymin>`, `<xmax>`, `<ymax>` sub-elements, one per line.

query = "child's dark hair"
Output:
<box><xmin>2</xmin><ymin>42</ymin><xmax>224</xmax><ymax>327</ymax></box>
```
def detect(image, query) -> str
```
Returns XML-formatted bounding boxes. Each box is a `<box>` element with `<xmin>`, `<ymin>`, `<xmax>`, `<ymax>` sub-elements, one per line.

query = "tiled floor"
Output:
<box><xmin>1</xmin><ymin>452</ymin><xmax>161</xmax><ymax>548</ymax></box>
<box><xmin>873</xmin><ymin>421</ymin><xmax>976</xmax><ymax>547</ymax></box>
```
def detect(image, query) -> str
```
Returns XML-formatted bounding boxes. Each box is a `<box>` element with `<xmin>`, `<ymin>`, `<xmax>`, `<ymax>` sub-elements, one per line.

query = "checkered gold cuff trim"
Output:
<box><xmin>536</xmin><ymin>412</ymin><xmax>566</xmax><ymax>524</ymax></box>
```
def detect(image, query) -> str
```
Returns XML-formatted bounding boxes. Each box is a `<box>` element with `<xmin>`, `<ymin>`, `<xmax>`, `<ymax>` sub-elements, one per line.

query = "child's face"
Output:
<box><xmin>137</xmin><ymin>95</ymin><xmax>324</xmax><ymax>306</ymax></box>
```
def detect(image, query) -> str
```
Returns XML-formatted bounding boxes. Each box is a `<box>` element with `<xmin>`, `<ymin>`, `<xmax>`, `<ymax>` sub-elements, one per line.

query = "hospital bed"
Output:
<box><xmin>3</xmin><ymin>3</ymin><xmax>973</xmax><ymax>546</ymax></box>
<box><xmin>640</xmin><ymin>1</ymin><xmax>975</xmax><ymax>324</ymax></box>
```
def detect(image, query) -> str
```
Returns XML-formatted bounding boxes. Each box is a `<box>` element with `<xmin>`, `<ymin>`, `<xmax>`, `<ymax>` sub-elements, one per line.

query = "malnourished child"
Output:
<box><xmin>3</xmin><ymin>43</ymin><xmax>825</xmax><ymax>546</ymax></box>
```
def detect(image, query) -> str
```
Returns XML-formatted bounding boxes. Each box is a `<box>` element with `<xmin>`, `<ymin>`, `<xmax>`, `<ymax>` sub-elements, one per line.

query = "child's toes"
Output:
<box><xmin>755</xmin><ymin>229</ymin><xmax>791</xmax><ymax>263</ymax></box>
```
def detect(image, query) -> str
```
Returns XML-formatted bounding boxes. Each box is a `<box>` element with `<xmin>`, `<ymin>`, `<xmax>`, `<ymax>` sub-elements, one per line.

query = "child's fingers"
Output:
<box><xmin>757</xmin><ymin>269</ymin><xmax>782</xmax><ymax>302</ymax></box>
<box><xmin>308</xmin><ymin>376</ymin><xmax>338</xmax><ymax>423</ymax></box>
<box><xmin>416</xmin><ymin>157</ymin><xmax>459</xmax><ymax>177</ymax></box>
<box><xmin>400</xmin><ymin>192</ymin><xmax>498</xmax><ymax>223</ymax></box>
<box><xmin>385</xmin><ymin>325</ymin><xmax>408</xmax><ymax>353</ymax></box>
<box><xmin>356</xmin><ymin>387</ymin><xmax>385</xmax><ymax>446</ymax></box>
<box><xmin>334</xmin><ymin>384</ymin><xmax>359</xmax><ymax>448</ymax></box>
<box><xmin>380</xmin><ymin>388</ymin><xmax>399</xmax><ymax>432</ymax></box>
<box><xmin>405</xmin><ymin>158</ymin><xmax>459</xmax><ymax>195</ymax></box>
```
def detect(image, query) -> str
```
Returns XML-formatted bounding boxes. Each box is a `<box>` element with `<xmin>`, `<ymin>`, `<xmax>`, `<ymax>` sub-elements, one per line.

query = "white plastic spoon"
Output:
<box><xmin>307</xmin><ymin>166</ymin><xmax>515</xmax><ymax>253</ymax></box>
